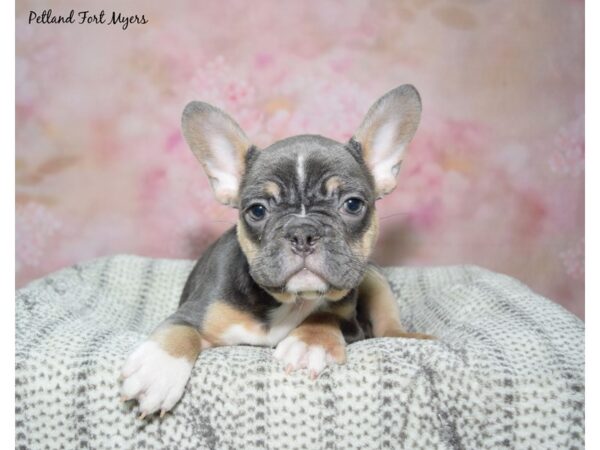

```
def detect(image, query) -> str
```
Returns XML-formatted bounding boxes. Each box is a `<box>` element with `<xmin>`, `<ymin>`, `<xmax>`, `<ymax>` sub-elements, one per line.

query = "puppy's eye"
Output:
<box><xmin>342</xmin><ymin>198</ymin><xmax>364</xmax><ymax>215</ymax></box>
<box><xmin>247</xmin><ymin>204</ymin><xmax>267</xmax><ymax>221</ymax></box>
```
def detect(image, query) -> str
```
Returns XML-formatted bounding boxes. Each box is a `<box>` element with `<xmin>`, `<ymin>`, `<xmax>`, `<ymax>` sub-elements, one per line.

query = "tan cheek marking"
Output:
<box><xmin>152</xmin><ymin>325</ymin><xmax>204</xmax><ymax>362</ymax></box>
<box><xmin>350</xmin><ymin>212</ymin><xmax>379</xmax><ymax>260</ymax></box>
<box><xmin>290</xmin><ymin>313</ymin><xmax>346</xmax><ymax>363</ymax></box>
<box><xmin>202</xmin><ymin>301</ymin><xmax>265</xmax><ymax>345</ymax></box>
<box><xmin>237</xmin><ymin>220</ymin><xmax>260</xmax><ymax>262</ymax></box>
<box><xmin>363</xmin><ymin>213</ymin><xmax>379</xmax><ymax>257</ymax></box>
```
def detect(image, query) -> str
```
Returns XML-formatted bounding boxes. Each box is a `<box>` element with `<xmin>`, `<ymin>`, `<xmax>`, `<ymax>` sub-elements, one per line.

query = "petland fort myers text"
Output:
<box><xmin>28</xmin><ymin>9</ymin><xmax>148</xmax><ymax>30</ymax></box>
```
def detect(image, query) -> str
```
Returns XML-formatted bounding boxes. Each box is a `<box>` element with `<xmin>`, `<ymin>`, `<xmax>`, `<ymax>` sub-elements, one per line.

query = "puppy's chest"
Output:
<box><xmin>219</xmin><ymin>299</ymin><xmax>322</xmax><ymax>347</ymax></box>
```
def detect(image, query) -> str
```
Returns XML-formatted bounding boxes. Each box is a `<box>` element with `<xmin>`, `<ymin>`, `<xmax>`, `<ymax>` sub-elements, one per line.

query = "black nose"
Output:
<box><xmin>286</xmin><ymin>224</ymin><xmax>320</xmax><ymax>256</ymax></box>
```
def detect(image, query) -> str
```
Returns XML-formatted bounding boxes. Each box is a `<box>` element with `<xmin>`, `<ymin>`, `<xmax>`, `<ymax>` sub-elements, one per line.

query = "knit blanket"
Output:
<box><xmin>15</xmin><ymin>255</ymin><xmax>584</xmax><ymax>449</ymax></box>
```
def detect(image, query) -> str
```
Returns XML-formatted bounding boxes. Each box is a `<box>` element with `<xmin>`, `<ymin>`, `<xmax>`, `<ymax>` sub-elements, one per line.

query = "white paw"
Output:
<box><xmin>120</xmin><ymin>340</ymin><xmax>193</xmax><ymax>417</ymax></box>
<box><xmin>273</xmin><ymin>336</ymin><xmax>338</xmax><ymax>379</ymax></box>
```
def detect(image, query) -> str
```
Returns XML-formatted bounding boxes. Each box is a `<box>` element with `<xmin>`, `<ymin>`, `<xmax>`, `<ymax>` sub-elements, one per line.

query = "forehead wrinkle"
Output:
<box><xmin>242</xmin><ymin>144</ymin><xmax>376</xmax><ymax>206</ymax></box>
<box><xmin>303</xmin><ymin>156</ymin><xmax>335</xmax><ymax>195</ymax></box>
<box><xmin>241</xmin><ymin>155</ymin><xmax>298</xmax><ymax>202</ymax></box>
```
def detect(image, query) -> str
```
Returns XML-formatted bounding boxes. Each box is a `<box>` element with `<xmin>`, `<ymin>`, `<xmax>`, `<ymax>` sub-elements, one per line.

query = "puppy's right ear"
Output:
<box><xmin>181</xmin><ymin>102</ymin><xmax>253</xmax><ymax>207</ymax></box>
<box><xmin>352</xmin><ymin>85</ymin><xmax>422</xmax><ymax>198</ymax></box>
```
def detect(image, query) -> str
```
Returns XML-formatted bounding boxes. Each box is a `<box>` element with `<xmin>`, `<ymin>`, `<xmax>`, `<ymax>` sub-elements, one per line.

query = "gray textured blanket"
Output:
<box><xmin>15</xmin><ymin>255</ymin><xmax>584</xmax><ymax>449</ymax></box>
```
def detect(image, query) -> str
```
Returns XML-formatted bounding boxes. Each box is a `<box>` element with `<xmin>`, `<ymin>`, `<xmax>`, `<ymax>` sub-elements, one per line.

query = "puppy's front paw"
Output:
<box><xmin>273</xmin><ymin>335</ymin><xmax>346</xmax><ymax>379</ymax></box>
<box><xmin>120</xmin><ymin>341</ymin><xmax>193</xmax><ymax>418</ymax></box>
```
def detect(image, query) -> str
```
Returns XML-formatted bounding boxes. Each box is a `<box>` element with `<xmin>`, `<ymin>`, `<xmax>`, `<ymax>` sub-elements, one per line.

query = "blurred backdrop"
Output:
<box><xmin>16</xmin><ymin>0</ymin><xmax>584</xmax><ymax>317</ymax></box>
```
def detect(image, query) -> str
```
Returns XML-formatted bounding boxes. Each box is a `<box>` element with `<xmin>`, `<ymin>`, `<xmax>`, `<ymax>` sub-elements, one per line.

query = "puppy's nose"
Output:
<box><xmin>286</xmin><ymin>225</ymin><xmax>320</xmax><ymax>256</ymax></box>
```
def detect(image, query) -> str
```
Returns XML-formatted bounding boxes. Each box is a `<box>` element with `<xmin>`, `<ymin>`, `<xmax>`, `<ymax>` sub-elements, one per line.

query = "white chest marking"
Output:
<box><xmin>221</xmin><ymin>299</ymin><xmax>322</xmax><ymax>347</ymax></box>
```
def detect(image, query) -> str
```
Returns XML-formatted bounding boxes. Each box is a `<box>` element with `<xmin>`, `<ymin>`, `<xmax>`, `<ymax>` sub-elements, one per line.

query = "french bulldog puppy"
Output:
<box><xmin>120</xmin><ymin>85</ymin><xmax>432</xmax><ymax>418</ymax></box>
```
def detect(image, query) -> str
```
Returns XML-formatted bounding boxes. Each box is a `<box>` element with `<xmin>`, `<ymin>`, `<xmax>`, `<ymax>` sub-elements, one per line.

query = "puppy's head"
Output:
<box><xmin>182</xmin><ymin>85</ymin><xmax>421</xmax><ymax>302</ymax></box>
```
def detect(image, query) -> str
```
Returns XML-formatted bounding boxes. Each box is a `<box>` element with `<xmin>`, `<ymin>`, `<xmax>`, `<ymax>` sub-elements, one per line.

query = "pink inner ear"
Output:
<box><xmin>204</xmin><ymin>136</ymin><xmax>246</xmax><ymax>206</ymax></box>
<box><xmin>354</xmin><ymin>87</ymin><xmax>421</xmax><ymax>190</ymax></box>
<box><xmin>182</xmin><ymin>102</ymin><xmax>251</xmax><ymax>206</ymax></box>
<box><xmin>369</xmin><ymin>121</ymin><xmax>399</xmax><ymax>163</ymax></box>
<box><xmin>365</xmin><ymin>122</ymin><xmax>407</xmax><ymax>197</ymax></box>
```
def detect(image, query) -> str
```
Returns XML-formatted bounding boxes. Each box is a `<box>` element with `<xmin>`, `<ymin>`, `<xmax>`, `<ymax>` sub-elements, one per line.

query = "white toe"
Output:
<box><xmin>273</xmin><ymin>335</ymin><xmax>297</xmax><ymax>360</ymax></box>
<box><xmin>121</xmin><ymin>373</ymin><xmax>145</xmax><ymax>399</ymax></box>
<box><xmin>273</xmin><ymin>335</ymin><xmax>343</xmax><ymax>377</ymax></box>
<box><xmin>306</xmin><ymin>346</ymin><xmax>327</xmax><ymax>376</ymax></box>
<box><xmin>138</xmin><ymin>385</ymin><xmax>168</xmax><ymax>415</ymax></box>
<box><xmin>286</xmin><ymin>340</ymin><xmax>308</xmax><ymax>369</ymax></box>
<box><xmin>161</xmin><ymin>385</ymin><xmax>187</xmax><ymax>412</ymax></box>
<box><xmin>121</xmin><ymin>345</ymin><xmax>146</xmax><ymax>378</ymax></box>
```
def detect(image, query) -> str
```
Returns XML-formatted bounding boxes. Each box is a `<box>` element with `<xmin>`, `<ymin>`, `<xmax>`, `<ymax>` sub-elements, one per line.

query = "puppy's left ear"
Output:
<box><xmin>182</xmin><ymin>101</ymin><xmax>253</xmax><ymax>207</ymax></box>
<box><xmin>352</xmin><ymin>85</ymin><xmax>422</xmax><ymax>198</ymax></box>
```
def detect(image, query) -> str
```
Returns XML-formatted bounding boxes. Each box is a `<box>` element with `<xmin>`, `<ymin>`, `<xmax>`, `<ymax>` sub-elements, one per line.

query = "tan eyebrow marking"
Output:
<box><xmin>264</xmin><ymin>181</ymin><xmax>281</xmax><ymax>200</ymax></box>
<box><xmin>325</xmin><ymin>176</ymin><xmax>342</xmax><ymax>195</ymax></box>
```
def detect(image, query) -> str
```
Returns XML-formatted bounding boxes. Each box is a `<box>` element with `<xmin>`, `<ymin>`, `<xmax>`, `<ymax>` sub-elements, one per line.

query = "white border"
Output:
<box><xmin>585</xmin><ymin>0</ymin><xmax>595</xmax><ymax>448</ymax></box>
<box><xmin>7</xmin><ymin>2</ymin><xmax>589</xmax><ymax>448</ymax></box>
<box><xmin>3</xmin><ymin>0</ymin><xmax>15</xmax><ymax>447</ymax></box>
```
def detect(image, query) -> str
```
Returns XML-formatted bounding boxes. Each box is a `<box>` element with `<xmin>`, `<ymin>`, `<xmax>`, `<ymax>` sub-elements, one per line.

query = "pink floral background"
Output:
<box><xmin>16</xmin><ymin>0</ymin><xmax>584</xmax><ymax>318</ymax></box>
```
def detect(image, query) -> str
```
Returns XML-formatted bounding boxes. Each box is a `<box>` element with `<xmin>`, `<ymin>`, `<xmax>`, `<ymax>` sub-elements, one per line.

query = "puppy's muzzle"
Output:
<box><xmin>285</xmin><ymin>222</ymin><xmax>321</xmax><ymax>256</ymax></box>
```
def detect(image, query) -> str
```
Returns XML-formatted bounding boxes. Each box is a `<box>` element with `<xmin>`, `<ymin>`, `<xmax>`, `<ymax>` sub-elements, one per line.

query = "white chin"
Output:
<box><xmin>286</xmin><ymin>269</ymin><xmax>328</xmax><ymax>297</ymax></box>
